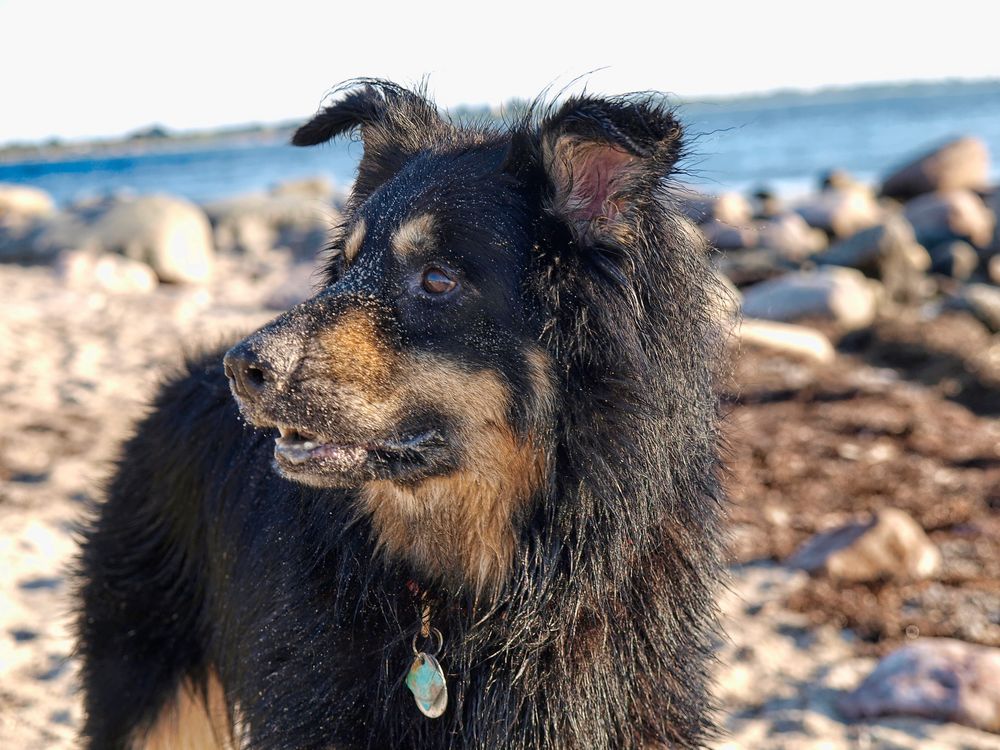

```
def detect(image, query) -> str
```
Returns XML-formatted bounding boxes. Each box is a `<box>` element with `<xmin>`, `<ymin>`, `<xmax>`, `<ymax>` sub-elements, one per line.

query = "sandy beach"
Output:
<box><xmin>1</xmin><ymin>136</ymin><xmax>998</xmax><ymax>747</ymax></box>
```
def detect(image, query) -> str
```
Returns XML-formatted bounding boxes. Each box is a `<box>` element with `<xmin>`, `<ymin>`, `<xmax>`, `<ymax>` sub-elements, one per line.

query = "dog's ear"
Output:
<box><xmin>534</xmin><ymin>95</ymin><xmax>683</xmax><ymax>241</ymax></box>
<box><xmin>292</xmin><ymin>80</ymin><xmax>447</xmax><ymax>201</ymax></box>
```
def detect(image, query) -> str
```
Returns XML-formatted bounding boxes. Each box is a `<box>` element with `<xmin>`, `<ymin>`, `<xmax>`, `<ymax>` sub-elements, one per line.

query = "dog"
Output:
<box><xmin>77</xmin><ymin>80</ymin><xmax>727</xmax><ymax>749</ymax></box>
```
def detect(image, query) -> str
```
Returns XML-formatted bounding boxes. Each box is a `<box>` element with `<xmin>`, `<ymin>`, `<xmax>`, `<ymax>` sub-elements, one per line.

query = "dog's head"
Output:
<box><xmin>223</xmin><ymin>80</ymin><xmax>686</xmax><ymax>587</ymax></box>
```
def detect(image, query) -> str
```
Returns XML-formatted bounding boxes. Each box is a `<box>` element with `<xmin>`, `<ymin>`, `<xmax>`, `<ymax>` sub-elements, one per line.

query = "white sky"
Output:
<box><xmin>2</xmin><ymin>0</ymin><xmax>998</xmax><ymax>144</ymax></box>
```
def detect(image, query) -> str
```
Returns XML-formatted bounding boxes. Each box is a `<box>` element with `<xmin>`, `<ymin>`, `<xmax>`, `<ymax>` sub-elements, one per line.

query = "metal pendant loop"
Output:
<box><xmin>411</xmin><ymin>627</ymin><xmax>443</xmax><ymax>657</ymax></box>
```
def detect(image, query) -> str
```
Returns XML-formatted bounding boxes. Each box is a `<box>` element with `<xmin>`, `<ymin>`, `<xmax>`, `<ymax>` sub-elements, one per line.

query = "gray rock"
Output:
<box><xmin>715</xmin><ymin>248</ymin><xmax>797</xmax><ymax>288</ymax></box>
<box><xmin>750</xmin><ymin>187</ymin><xmax>782</xmax><ymax>219</ymax></box>
<box><xmin>757</xmin><ymin>213</ymin><xmax>827</xmax><ymax>260</ymax></box>
<box><xmin>820</xmin><ymin>168</ymin><xmax>862</xmax><ymax>191</ymax></box>
<box><xmin>838</xmin><ymin>638</ymin><xmax>1000</xmax><ymax>732</ymax></box>
<box><xmin>737</xmin><ymin>319</ymin><xmax>835</xmax><ymax>363</ymax></box>
<box><xmin>270</xmin><ymin>175</ymin><xmax>336</xmax><ymax>201</ymax></box>
<box><xmin>700</xmin><ymin>218</ymin><xmax>758</xmax><ymax>250</ymax></box>
<box><xmin>946</xmin><ymin>284</ymin><xmax>1000</xmax><ymax>332</ymax></box>
<box><xmin>204</xmin><ymin>192</ymin><xmax>337</xmax><ymax>260</ymax></box>
<box><xmin>881</xmin><ymin>137</ymin><xmax>990</xmax><ymax>200</ymax></box>
<box><xmin>794</xmin><ymin>187</ymin><xmax>882</xmax><ymax>238</ymax></box>
<box><xmin>711</xmin><ymin>192</ymin><xmax>753</xmax><ymax>226</ymax></box>
<box><xmin>0</xmin><ymin>184</ymin><xmax>55</xmax><ymax>224</ymax></box>
<box><xmin>86</xmin><ymin>195</ymin><xmax>215</xmax><ymax>283</ymax></box>
<box><xmin>741</xmin><ymin>268</ymin><xmax>879</xmax><ymax>330</ymax></box>
<box><xmin>929</xmin><ymin>240</ymin><xmax>979</xmax><ymax>280</ymax></box>
<box><xmin>904</xmin><ymin>189</ymin><xmax>996</xmax><ymax>249</ymax></box>
<box><xmin>816</xmin><ymin>215</ymin><xmax>931</xmax><ymax>303</ymax></box>
<box><xmin>787</xmin><ymin>508</ymin><xmax>941</xmax><ymax>582</ymax></box>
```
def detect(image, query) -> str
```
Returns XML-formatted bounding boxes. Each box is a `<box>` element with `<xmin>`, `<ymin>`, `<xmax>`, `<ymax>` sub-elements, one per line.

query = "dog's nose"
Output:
<box><xmin>223</xmin><ymin>343</ymin><xmax>276</xmax><ymax>400</ymax></box>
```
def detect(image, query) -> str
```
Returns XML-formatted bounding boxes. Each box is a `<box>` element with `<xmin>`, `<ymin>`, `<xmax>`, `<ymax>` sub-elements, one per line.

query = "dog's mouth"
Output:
<box><xmin>272</xmin><ymin>426</ymin><xmax>450</xmax><ymax>485</ymax></box>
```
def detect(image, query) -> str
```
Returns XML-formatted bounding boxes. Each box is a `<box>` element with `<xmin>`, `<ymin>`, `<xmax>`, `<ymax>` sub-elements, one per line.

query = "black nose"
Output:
<box><xmin>223</xmin><ymin>343</ymin><xmax>275</xmax><ymax>400</ymax></box>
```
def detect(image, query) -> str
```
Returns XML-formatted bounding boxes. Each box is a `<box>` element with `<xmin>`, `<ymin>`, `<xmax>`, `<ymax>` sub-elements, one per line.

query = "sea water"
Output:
<box><xmin>3</xmin><ymin>81</ymin><xmax>999</xmax><ymax>205</ymax></box>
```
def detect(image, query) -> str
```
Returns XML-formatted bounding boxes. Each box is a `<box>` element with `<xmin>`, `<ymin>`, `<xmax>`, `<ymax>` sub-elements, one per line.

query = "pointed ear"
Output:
<box><xmin>539</xmin><ymin>95</ymin><xmax>683</xmax><ymax>240</ymax></box>
<box><xmin>292</xmin><ymin>79</ymin><xmax>447</xmax><ymax>201</ymax></box>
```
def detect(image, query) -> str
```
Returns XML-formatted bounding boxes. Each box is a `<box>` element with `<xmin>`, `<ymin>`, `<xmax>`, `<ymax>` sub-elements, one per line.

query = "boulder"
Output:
<box><xmin>715</xmin><ymin>248</ymin><xmax>797</xmax><ymax>288</ymax></box>
<box><xmin>990</xmin><ymin>254</ymin><xmax>1000</xmax><ymax>285</ymax></box>
<box><xmin>819</xmin><ymin>168</ymin><xmax>861</xmax><ymax>191</ymax></box>
<box><xmin>750</xmin><ymin>186</ymin><xmax>782</xmax><ymax>219</ymax></box>
<box><xmin>815</xmin><ymin>215</ymin><xmax>931</xmax><ymax>303</ymax></box>
<box><xmin>700</xmin><ymin>218</ymin><xmax>758</xmax><ymax>250</ymax></box>
<box><xmin>0</xmin><ymin>184</ymin><xmax>55</xmax><ymax>224</ymax></box>
<box><xmin>712</xmin><ymin>192</ymin><xmax>753</xmax><ymax>226</ymax></box>
<box><xmin>737</xmin><ymin>319</ymin><xmax>835</xmax><ymax>363</ymax></box>
<box><xmin>929</xmin><ymin>240</ymin><xmax>979</xmax><ymax>280</ymax></box>
<box><xmin>786</xmin><ymin>508</ymin><xmax>941</xmax><ymax>582</ymax></box>
<box><xmin>904</xmin><ymin>189</ymin><xmax>995</xmax><ymax>249</ymax></box>
<box><xmin>838</xmin><ymin>638</ymin><xmax>1000</xmax><ymax>732</ymax></box>
<box><xmin>794</xmin><ymin>186</ymin><xmax>882</xmax><ymax>238</ymax></box>
<box><xmin>270</xmin><ymin>175</ymin><xmax>337</xmax><ymax>202</ymax></box>
<box><xmin>946</xmin><ymin>284</ymin><xmax>1000</xmax><ymax>333</ymax></box>
<box><xmin>757</xmin><ymin>212</ymin><xmax>828</xmax><ymax>260</ymax></box>
<box><xmin>57</xmin><ymin>249</ymin><xmax>158</xmax><ymax>294</ymax></box>
<box><xmin>881</xmin><ymin>137</ymin><xmax>990</xmax><ymax>200</ymax></box>
<box><xmin>741</xmin><ymin>268</ymin><xmax>879</xmax><ymax>330</ymax></box>
<box><xmin>84</xmin><ymin>195</ymin><xmax>215</xmax><ymax>283</ymax></box>
<box><xmin>204</xmin><ymin>192</ymin><xmax>337</xmax><ymax>260</ymax></box>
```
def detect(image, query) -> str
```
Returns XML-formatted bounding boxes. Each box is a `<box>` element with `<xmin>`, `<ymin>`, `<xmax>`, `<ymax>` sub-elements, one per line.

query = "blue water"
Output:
<box><xmin>3</xmin><ymin>81</ymin><xmax>999</xmax><ymax>205</ymax></box>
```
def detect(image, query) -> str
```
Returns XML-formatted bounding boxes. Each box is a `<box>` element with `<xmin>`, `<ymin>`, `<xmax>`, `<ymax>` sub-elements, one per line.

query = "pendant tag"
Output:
<box><xmin>405</xmin><ymin>652</ymin><xmax>448</xmax><ymax>718</ymax></box>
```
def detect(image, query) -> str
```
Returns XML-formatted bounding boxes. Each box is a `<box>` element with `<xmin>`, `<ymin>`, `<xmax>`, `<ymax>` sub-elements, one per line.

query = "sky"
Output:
<box><xmin>2</xmin><ymin>0</ymin><xmax>998</xmax><ymax>145</ymax></box>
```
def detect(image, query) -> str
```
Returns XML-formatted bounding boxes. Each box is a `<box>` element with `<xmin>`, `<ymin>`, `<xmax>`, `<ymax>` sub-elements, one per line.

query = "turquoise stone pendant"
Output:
<box><xmin>405</xmin><ymin>651</ymin><xmax>448</xmax><ymax>718</ymax></box>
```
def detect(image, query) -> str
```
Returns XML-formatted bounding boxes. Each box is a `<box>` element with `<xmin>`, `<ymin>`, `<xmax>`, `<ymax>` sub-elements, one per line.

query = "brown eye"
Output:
<box><xmin>421</xmin><ymin>267</ymin><xmax>457</xmax><ymax>295</ymax></box>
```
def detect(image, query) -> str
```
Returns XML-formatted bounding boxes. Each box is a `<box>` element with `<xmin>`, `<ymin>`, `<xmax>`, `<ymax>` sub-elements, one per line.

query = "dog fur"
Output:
<box><xmin>77</xmin><ymin>80</ymin><xmax>728</xmax><ymax>749</ymax></box>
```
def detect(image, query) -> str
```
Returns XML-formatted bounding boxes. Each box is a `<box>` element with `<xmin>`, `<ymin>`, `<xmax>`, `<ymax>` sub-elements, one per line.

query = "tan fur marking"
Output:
<box><xmin>343</xmin><ymin>218</ymin><xmax>366</xmax><ymax>264</ymax></box>
<box><xmin>390</xmin><ymin>213</ymin><xmax>436</xmax><ymax>258</ymax></box>
<box><xmin>362</xmin><ymin>356</ymin><xmax>548</xmax><ymax>591</ymax></box>
<box><xmin>131</xmin><ymin>670</ymin><xmax>235</xmax><ymax>750</ymax></box>
<box><xmin>317</xmin><ymin>309</ymin><xmax>396</xmax><ymax>395</ymax></box>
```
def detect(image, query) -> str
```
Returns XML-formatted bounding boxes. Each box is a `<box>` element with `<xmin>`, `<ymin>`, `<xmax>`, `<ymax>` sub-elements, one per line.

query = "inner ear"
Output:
<box><xmin>548</xmin><ymin>137</ymin><xmax>638</xmax><ymax>231</ymax></box>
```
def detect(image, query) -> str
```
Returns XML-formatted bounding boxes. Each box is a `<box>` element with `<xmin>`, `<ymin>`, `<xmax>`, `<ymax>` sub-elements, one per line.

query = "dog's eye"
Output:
<box><xmin>421</xmin><ymin>267</ymin><xmax>457</xmax><ymax>295</ymax></box>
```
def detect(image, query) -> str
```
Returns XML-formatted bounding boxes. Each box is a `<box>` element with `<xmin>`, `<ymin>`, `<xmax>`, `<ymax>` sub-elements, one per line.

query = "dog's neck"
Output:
<box><xmin>360</xmin><ymin>424</ymin><xmax>545</xmax><ymax>593</ymax></box>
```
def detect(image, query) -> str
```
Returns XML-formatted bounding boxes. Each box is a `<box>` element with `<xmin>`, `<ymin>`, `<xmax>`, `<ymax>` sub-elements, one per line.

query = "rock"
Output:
<box><xmin>700</xmin><ymin>218</ymin><xmax>758</xmax><ymax>250</ymax></box>
<box><xmin>204</xmin><ymin>193</ymin><xmax>337</xmax><ymax>260</ymax></box>
<box><xmin>270</xmin><ymin>175</ymin><xmax>336</xmax><ymax>202</ymax></box>
<box><xmin>819</xmin><ymin>168</ymin><xmax>861</xmax><ymax>191</ymax></box>
<box><xmin>85</xmin><ymin>195</ymin><xmax>214</xmax><ymax>283</ymax></box>
<box><xmin>750</xmin><ymin>187</ymin><xmax>782</xmax><ymax>219</ymax></box>
<box><xmin>929</xmin><ymin>240</ymin><xmax>979</xmax><ymax>280</ymax></box>
<box><xmin>757</xmin><ymin>212</ymin><xmax>828</xmax><ymax>260</ymax></box>
<box><xmin>57</xmin><ymin>250</ymin><xmax>158</xmax><ymax>295</ymax></box>
<box><xmin>990</xmin><ymin>254</ymin><xmax>1000</xmax><ymax>285</ymax></box>
<box><xmin>904</xmin><ymin>189</ymin><xmax>995</xmax><ymax>249</ymax></box>
<box><xmin>715</xmin><ymin>248</ymin><xmax>797</xmax><ymax>288</ymax></box>
<box><xmin>838</xmin><ymin>638</ymin><xmax>1000</xmax><ymax>732</ymax></box>
<box><xmin>794</xmin><ymin>186</ymin><xmax>882</xmax><ymax>238</ymax></box>
<box><xmin>712</xmin><ymin>192</ymin><xmax>753</xmax><ymax>226</ymax></box>
<box><xmin>741</xmin><ymin>268</ymin><xmax>879</xmax><ymax>330</ymax></box>
<box><xmin>881</xmin><ymin>137</ymin><xmax>990</xmax><ymax>200</ymax></box>
<box><xmin>737</xmin><ymin>319</ymin><xmax>835</xmax><ymax>363</ymax></box>
<box><xmin>815</xmin><ymin>215</ymin><xmax>931</xmax><ymax>302</ymax></box>
<box><xmin>787</xmin><ymin>508</ymin><xmax>941</xmax><ymax>582</ymax></box>
<box><xmin>0</xmin><ymin>184</ymin><xmax>55</xmax><ymax>224</ymax></box>
<box><xmin>946</xmin><ymin>284</ymin><xmax>1000</xmax><ymax>332</ymax></box>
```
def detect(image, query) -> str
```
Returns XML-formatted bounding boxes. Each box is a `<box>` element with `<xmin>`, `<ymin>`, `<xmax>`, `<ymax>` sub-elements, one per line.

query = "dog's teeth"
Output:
<box><xmin>302</xmin><ymin>441</ymin><xmax>317</xmax><ymax>450</ymax></box>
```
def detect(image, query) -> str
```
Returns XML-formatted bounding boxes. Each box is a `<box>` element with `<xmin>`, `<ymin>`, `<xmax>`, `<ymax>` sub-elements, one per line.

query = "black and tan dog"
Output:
<box><xmin>77</xmin><ymin>80</ymin><xmax>727</xmax><ymax>749</ymax></box>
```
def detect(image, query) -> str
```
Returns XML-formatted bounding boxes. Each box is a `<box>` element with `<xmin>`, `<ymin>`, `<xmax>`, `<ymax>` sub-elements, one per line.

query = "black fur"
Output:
<box><xmin>77</xmin><ymin>80</ymin><xmax>727</xmax><ymax>749</ymax></box>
